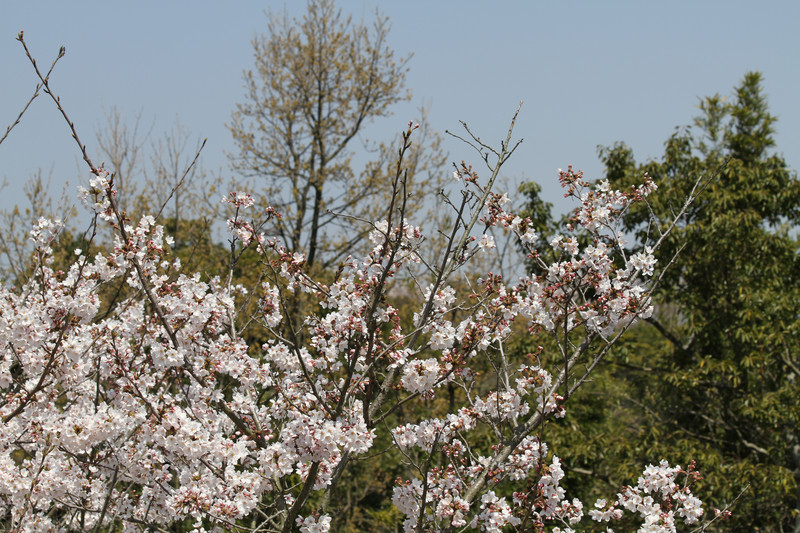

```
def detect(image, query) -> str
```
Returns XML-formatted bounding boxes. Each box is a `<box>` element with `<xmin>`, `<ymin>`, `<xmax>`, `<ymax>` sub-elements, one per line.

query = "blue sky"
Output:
<box><xmin>1</xmin><ymin>1</ymin><xmax>798</xmax><ymax>215</ymax></box>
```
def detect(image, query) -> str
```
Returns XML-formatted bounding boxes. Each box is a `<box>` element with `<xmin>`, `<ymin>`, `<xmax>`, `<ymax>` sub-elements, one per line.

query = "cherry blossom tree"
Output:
<box><xmin>0</xmin><ymin>34</ymin><xmax>737</xmax><ymax>533</ymax></box>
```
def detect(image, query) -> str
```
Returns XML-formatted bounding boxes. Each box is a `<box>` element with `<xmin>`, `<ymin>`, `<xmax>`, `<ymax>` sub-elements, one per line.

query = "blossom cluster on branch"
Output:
<box><xmin>0</xmin><ymin>115</ymin><xmax>728</xmax><ymax>533</ymax></box>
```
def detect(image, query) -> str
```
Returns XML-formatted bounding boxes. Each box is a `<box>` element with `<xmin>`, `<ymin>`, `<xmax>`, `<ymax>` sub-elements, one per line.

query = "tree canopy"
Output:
<box><xmin>228</xmin><ymin>0</ymin><xmax>444</xmax><ymax>270</ymax></box>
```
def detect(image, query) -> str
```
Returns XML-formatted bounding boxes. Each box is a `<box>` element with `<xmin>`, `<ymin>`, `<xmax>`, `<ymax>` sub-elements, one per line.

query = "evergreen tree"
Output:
<box><xmin>521</xmin><ymin>72</ymin><xmax>800</xmax><ymax>531</ymax></box>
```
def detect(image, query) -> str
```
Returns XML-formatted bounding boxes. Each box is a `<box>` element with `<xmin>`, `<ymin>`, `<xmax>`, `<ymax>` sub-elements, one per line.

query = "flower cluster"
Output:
<box><xmin>77</xmin><ymin>169</ymin><xmax>115</xmax><ymax>221</ymax></box>
<box><xmin>588</xmin><ymin>461</ymin><xmax>706</xmax><ymax>532</ymax></box>
<box><xmin>0</xmin><ymin>150</ymin><xmax>721</xmax><ymax>533</ymax></box>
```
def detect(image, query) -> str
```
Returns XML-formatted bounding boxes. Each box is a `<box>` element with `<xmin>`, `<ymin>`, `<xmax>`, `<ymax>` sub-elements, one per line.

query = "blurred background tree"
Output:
<box><xmin>228</xmin><ymin>0</ymin><xmax>445</xmax><ymax>270</ymax></box>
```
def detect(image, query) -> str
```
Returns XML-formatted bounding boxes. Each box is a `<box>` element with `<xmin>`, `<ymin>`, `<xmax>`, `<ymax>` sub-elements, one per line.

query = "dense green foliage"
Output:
<box><xmin>520</xmin><ymin>72</ymin><xmax>800</xmax><ymax>531</ymax></box>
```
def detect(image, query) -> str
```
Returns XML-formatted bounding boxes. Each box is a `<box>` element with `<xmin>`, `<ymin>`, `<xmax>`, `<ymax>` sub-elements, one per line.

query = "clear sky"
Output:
<box><xmin>1</xmin><ymin>1</ymin><xmax>798</xmax><ymax>216</ymax></box>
